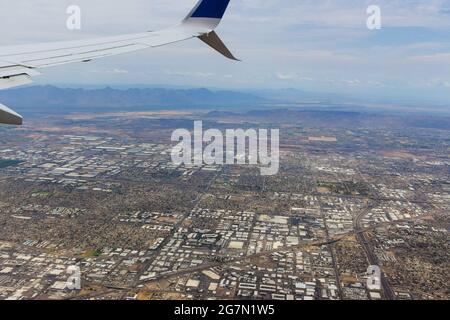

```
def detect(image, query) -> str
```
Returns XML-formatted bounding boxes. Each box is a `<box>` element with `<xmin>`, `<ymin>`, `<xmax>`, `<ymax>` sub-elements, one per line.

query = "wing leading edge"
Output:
<box><xmin>0</xmin><ymin>0</ymin><xmax>238</xmax><ymax>125</ymax></box>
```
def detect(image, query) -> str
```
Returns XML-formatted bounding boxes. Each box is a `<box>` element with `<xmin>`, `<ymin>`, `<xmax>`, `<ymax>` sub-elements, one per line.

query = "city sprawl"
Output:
<box><xmin>0</xmin><ymin>108</ymin><xmax>448</xmax><ymax>300</ymax></box>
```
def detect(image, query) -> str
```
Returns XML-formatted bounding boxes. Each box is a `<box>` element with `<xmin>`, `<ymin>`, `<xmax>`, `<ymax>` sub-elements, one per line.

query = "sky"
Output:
<box><xmin>1</xmin><ymin>0</ymin><xmax>450</xmax><ymax>105</ymax></box>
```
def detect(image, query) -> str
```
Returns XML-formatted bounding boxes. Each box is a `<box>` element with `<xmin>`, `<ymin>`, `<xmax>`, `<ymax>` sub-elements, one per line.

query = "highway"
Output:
<box><xmin>353</xmin><ymin>202</ymin><xmax>395</xmax><ymax>300</ymax></box>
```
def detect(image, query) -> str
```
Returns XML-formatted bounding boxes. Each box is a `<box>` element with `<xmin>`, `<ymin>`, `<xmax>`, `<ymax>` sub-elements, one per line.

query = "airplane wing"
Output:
<box><xmin>0</xmin><ymin>0</ymin><xmax>238</xmax><ymax>125</ymax></box>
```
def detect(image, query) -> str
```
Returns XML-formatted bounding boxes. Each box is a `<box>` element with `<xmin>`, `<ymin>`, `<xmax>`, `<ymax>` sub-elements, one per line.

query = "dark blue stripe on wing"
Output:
<box><xmin>190</xmin><ymin>0</ymin><xmax>231</xmax><ymax>19</ymax></box>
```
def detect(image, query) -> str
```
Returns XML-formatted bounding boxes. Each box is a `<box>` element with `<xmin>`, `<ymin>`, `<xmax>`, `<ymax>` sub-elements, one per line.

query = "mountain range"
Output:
<box><xmin>0</xmin><ymin>86</ymin><xmax>269</xmax><ymax>115</ymax></box>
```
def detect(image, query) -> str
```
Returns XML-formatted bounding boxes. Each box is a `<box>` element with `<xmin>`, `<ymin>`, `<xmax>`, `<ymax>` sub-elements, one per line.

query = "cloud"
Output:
<box><xmin>407</xmin><ymin>52</ymin><xmax>450</xmax><ymax>63</ymax></box>
<box><xmin>341</xmin><ymin>79</ymin><xmax>361</xmax><ymax>86</ymax></box>
<box><xmin>275</xmin><ymin>72</ymin><xmax>314</xmax><ymax>81</ymax></box>
<box><xmin>164</xmin><ymin>70</ymin><xmax>214</xmax><ymax>78</ymax></box>
<box><xmin>91</xmin><ymin>68</ymin><xmax>129</xmax><ymax>74</ymax></box>
<box><xmin>276</xmin><ymin>73</ymin><xmax>297</xmax><ymax>80</ymax></box>
<box><xmin>425</xmin><ymin>78</ymin><xmax>450</xmax><ymax>88</ymax></box>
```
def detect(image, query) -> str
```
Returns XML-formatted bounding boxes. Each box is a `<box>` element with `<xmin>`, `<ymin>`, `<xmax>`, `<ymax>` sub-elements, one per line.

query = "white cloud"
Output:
<box><xmin>91</xmin><ymin>68</ymin><xmax>129</xmax><ymax>74</ymax></box>
<box><xmin>164</xmin><ymin>70</ymin><xmax>214</xmax><ymax>78</ymax></box>
<box><xmin>276</xmin><ymin>72</ymin><xmax>296</xmax><ymax>80</ymax></box>
<box><xmin>407</xmin><ymin>53</ymin><xmax>450</xmax><ymax>63</ymax></box>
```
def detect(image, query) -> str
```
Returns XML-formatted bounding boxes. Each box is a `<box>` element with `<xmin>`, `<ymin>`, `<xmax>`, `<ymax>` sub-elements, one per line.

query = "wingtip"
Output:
<box><xmin>0</xmin><ymin>103</ymin><xmax>23</xmax><ymax>125</ymax></box>
<box><xmin>198</xmin><ymin>31</ymin><xmax>240</xmax><ymax>62</ymax></box>
<box><xmin>225</xmin><ymin>53</ymin><xmax>240</xmax><ymax>61</ymax></box>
